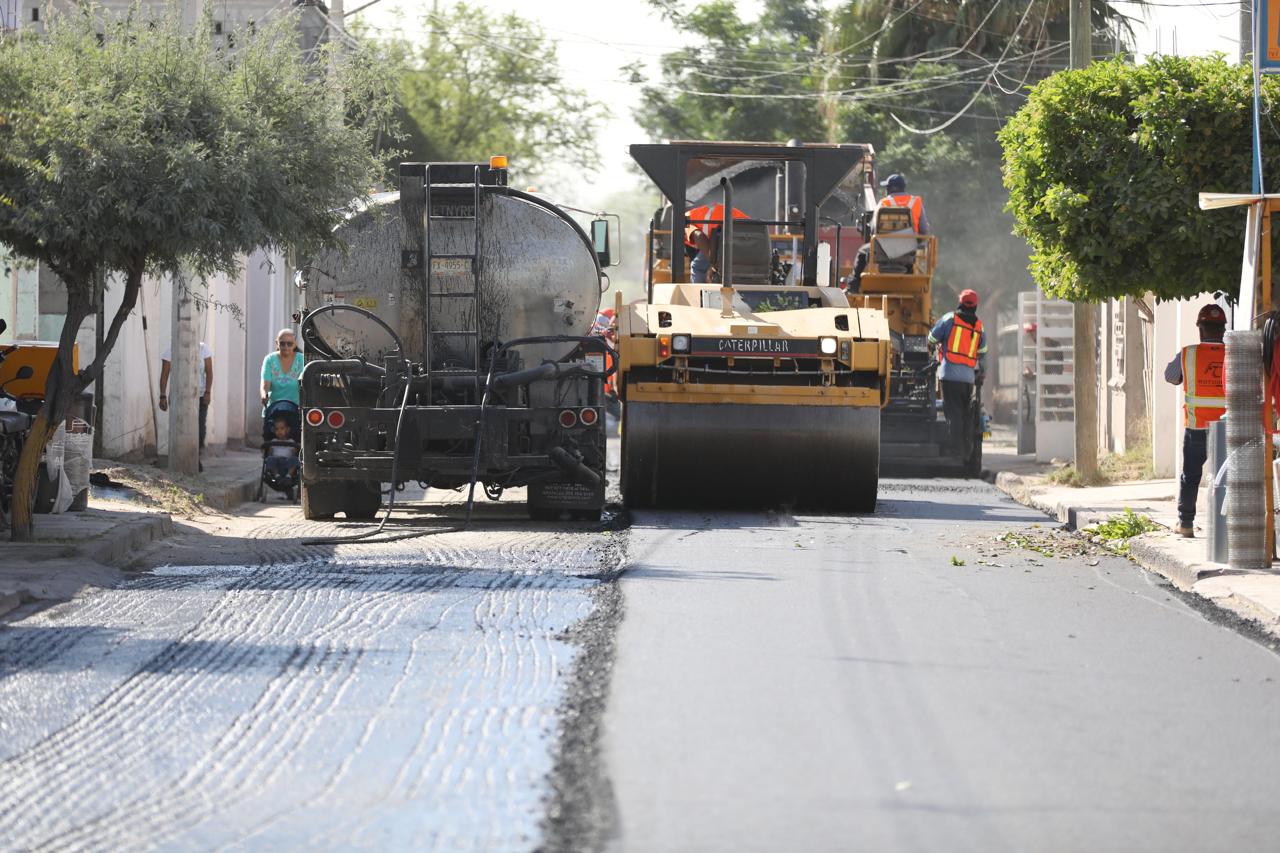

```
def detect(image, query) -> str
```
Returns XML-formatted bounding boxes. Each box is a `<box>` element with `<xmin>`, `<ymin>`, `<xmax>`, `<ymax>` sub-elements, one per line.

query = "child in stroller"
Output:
<box><xmin>258</xmin><ymin>400</ymin><xmax>300</xmax><ymax>501</ymax></box>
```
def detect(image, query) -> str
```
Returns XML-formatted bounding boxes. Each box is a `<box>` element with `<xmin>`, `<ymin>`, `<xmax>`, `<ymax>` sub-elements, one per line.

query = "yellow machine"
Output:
<box><xmin>850</xmin><ymin>197</ymin><xmax>984</xmax><ymax>474</ymax></box>
<box><xmin>0</xmin><ymin>341</ymin><xmax>76</xmax><ymax>401</ymax></box>
<box><xmin>616</xmin><ymin>141</ymin><xmax>891</xmax><ymax>511</ymax></box>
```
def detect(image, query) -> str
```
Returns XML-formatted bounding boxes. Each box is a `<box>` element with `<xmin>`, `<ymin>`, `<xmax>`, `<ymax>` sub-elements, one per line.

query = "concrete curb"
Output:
<box><xmin>0</xmin><ymin>511</ymin><xmax>175</xmax><ymax>620</ymax></box>
<box><xmin>993</xmin><ymin>471</ymin><xmax>1118</xmax><ymax>531</ymax></box>
<box><xmin>200</xmin><ymin>473</ymin><xmax>261</xmax><ymax>512</ymax></box>
<box><xmin>990</xmin><ymin>469</ymin><xmax>1280</xmax><ymax>637</ymax></box>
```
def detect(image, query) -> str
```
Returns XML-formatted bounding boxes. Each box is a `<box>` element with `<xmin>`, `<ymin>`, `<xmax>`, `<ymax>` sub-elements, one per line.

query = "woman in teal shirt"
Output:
<box><xmin>260</xmin><ymin>328</ymin><xmax>305</xmax><ymax>410</ymax></box>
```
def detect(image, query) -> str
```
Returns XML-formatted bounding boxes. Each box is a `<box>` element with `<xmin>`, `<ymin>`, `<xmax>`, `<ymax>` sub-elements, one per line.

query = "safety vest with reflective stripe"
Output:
<box><xmin>943</xmin><ymin>315</ymin><xmax>983</xmax><ymax>368</ymax></box>
<box><xmin>1181</xmin><ymin>342</ymin><xmax>1226</xmax><ymax>429</ymax></box>
<box><xmin>880</xmin><ymin>194</ymin><xmax>924</xmax><ymax>232</ymax></box>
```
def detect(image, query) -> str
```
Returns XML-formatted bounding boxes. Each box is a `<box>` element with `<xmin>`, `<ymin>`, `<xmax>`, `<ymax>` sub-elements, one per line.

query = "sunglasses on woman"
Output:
<box><xmin>279</xmin><ymin>341</ymin><xmax>296</xmax><ymax>348</ymax></box>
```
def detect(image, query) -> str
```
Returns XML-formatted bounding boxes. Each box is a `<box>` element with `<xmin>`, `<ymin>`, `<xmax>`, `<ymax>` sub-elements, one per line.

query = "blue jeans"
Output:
<box><xmin>1178</xmin><ymin>428</ymin><xmax>1208</xmax><ymax>526</ymax></box>
<box><xmin>265</xmin><ymin>455</ymin><xmax>299</xmax><ymax>479</ymax></box>
<box><xmin>691</xmin><ymin>251</ymin><xmax>710</xmax><ymax>283</ymax></box>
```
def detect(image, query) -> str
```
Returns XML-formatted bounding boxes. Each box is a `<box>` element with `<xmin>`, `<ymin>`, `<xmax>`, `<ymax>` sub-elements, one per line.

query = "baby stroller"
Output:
<box><xmin>258</xmin><ymin>400</ymin><xmax>301</xmax><ymax>502</ymax></box>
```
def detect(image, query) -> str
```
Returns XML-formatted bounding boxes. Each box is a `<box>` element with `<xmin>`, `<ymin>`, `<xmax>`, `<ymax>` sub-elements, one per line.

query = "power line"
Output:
<box><xmin>890</xmin><ymin>0</ymin><xmax>1041</xmax><ymax>135</ymax></box>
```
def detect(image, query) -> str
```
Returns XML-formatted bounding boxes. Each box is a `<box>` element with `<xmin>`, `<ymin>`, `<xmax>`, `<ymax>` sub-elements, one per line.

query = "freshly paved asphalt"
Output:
<box><xmin>605</xmin><ymin>478</ymin><xmax>1280</xmax><ymax>853</ymax></box>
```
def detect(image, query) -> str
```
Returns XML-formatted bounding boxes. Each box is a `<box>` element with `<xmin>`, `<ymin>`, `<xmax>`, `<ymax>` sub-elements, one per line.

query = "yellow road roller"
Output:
<box><xmin>617</xmin><ymin>141</ymin><xmax>891</xmax><ymax>511</ymax></box>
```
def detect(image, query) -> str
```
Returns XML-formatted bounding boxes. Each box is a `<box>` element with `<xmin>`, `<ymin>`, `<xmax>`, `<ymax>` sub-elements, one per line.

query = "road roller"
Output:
<box><xmin>617</xmin><ymin>141</ymin><xmax>891</xmax><ymax>511</ymax></box>
<box><xmin>294</xmin><ymin>159</ymin><xmax>616</xmax><ymax>521</ymax></box>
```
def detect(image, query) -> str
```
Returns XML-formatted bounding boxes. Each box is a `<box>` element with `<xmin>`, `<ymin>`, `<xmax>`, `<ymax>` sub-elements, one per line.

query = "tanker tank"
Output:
<box><xmin>295</xmin><ymin>161</ymin><xmax>614</xmax><ymax>523</ymax></box>
<box><xmin>300</xmin><ymin>189</ymin><xmax>603</xmax><ymax>368</ymax></box>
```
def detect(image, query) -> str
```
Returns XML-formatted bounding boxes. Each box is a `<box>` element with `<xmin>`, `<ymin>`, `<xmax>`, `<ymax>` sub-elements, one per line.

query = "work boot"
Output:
<box><xmin>1175</xmin><ymin>523</ymin><xmax>1194</xmax><ymax>538</ymax></box>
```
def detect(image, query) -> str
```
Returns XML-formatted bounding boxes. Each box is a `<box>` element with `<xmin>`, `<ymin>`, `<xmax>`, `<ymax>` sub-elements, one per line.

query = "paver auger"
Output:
<box><xmin>617</xmin><ymin>141</ymin><xmax>891</xmax><ymax>511</ymax></box>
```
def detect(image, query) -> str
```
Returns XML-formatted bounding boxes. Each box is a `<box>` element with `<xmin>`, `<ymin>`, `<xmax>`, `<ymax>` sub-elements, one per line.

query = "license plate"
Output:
<box><xmin>688</xmin><ymin>337</ymin><xmax>821</xmax><ymax>357</ymax></box>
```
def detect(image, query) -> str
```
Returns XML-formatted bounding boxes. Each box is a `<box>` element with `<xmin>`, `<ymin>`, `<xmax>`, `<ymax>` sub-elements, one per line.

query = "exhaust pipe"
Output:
<box><xmin>549</xmin><ymin>445</ymin><xmax>601</xmax><ymax>488</ymax></box>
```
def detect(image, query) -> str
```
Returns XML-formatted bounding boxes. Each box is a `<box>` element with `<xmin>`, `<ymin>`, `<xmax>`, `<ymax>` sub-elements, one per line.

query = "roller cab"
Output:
<box><xmin>619</xmin><ymin>141</ymin><xmax>891</xmax><ymax>511</ymax></box>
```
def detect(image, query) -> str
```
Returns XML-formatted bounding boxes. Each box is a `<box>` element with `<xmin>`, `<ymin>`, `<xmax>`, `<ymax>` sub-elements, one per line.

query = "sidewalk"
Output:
<box><xmin>0</xmin><ymin>448</ymin><xmax>263</xmax><ymax>618</ymax></box>
<box><xmin>985</xmin><ymin>431</ymin><xmax>1280</xmax><ymax>637</ymax></box>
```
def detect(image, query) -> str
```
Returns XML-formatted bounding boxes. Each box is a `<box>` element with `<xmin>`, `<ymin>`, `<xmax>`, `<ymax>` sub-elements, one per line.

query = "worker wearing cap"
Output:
<box><xmin>850</xmin><ymin>173</ymin><xmax>929</xmax><ymax>291</ymax></box>
<box><xmin>1164</xmin><ymin>303</ymin><xmax>1228</xmax><ymax>537</ymax></box>
<box><xmin>928</xmin><ymin>289</ymin><xmax>986</xmax><ymax>455</ymax></box>
<box><xmin>877</xmin><ymin>173</ymin><xmax>929</xmax><ymax>235</ymax></box>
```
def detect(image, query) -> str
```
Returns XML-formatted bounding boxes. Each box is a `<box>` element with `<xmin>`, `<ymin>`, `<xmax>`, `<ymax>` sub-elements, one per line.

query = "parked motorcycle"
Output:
<box><xmin>0</xmin><ymin>319</ymin><xmax>36</xmax><ymax>515</ymax></box>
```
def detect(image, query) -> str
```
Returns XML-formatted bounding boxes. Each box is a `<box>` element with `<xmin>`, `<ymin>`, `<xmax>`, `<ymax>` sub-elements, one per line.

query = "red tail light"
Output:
<box><xmin>658</xmin><ymin>335</ymin><xmax>671</xmax><ymax>359</ymax></box>
<box><xmin>306</xmin><ymin>408</ymin><xmax>324</xmax><ymax>427</ymax></box>
<box><xmin>558</xmin><ymin>409</ymin><xmax>578</xmax><ymax>428</ymax></box>
<box><xmin>326</xmin><ymin>410</ymin><xmax>345</xmax><ymax>429</ymax></box>
<box><xmin>579</xmin><ymin>407</ymin><xmax>598</xmax><ymax>426</ymax></box>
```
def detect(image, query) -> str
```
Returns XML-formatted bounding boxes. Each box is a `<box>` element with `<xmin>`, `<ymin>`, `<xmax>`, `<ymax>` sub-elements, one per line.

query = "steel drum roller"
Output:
<box><xmin>622</xmin><ymin>402</ymin><xmax>880</xmax><ymax>512</ymax></box>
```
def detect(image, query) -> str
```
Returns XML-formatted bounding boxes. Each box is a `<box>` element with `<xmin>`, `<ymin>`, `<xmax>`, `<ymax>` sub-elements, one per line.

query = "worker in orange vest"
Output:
<box><xmin>878</xmin><ymin>173</ymin><xmax>929</xmax><ymax>234</ymax></box>
<box><xmin>1164</xmin><ymin>303</ymin><xmax>1227</xmax><ymax>537</ymax></box>
<box><xmin>928</xmin><ymin>289</ymin><xmax>986</xmax><ymax>456</ymax></box>
<box><xmin>849</xmin><ymin>173</ymin><xmax>929</xmax><ymax>291</ymax></box>
<box><xmin>684</xmin><ymin>204</ymin><xmax>749</xmax><ymax>283</ymax></box>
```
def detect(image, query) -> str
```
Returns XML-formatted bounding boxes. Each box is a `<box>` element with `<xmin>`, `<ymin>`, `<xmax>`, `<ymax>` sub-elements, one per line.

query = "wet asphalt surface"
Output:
<box><xmin>3</xmin><ymin>477</ymin><xmax>1280</xmax><ymax>851</ymax></box>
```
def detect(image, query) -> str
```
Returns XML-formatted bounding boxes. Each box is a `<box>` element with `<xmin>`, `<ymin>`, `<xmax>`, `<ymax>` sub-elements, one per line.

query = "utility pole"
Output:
<box><xmin>169</xmin><ymin>0</ymin><xmax>201</xmax><ymax>475</ymax></box>
<box><xmin>1070</xmin><ymin>0</ymin><xmax>1100</xmax><ymax>483</ymax></box>
<box><xmin>1241</xmin><ymin>0</ymin><xmax>1253</xmax><ymax>65</ymax></box>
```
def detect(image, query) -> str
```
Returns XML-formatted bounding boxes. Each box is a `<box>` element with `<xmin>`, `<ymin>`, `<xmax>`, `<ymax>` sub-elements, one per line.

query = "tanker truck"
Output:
<box><xmin>294</xmin><ymin>159</ymin><xmax>614</xmax><ymax>521</ymax></box>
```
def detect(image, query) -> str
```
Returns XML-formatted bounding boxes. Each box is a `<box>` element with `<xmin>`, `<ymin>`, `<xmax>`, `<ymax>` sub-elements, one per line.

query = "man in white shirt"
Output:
<box><xmin>159</xmin><ymin>341</ymin><xmax>214</xmax><ymax>463</ymax></box>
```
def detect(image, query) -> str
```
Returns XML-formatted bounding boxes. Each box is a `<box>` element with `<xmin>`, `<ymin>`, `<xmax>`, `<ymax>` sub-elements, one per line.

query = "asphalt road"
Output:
<box><xmin>605</xmin><ymin>478</ymin><xmax>1280</xmax><ymax>853</ymax></box>
<box><xmin>0</xmin><ymin>505</ymin><xmax>621</xmax><ymax>851</ymax></box>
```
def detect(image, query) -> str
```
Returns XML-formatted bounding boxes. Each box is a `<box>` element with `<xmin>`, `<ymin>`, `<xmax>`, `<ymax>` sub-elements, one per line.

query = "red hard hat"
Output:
<box><xmin>959</xmin><ymin>289</ymin><xmax>979</xmax><ymax>308</ymax></box>
<box><xmin>1197</xmin><ymin>304</ymin><xmax>1227</xmax><ymax>326</ymax></box>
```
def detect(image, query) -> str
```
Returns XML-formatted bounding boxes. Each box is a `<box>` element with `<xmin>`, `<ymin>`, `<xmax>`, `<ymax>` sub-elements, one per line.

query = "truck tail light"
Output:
<box><xmin>326</xmin><ymin>410</ymin><xmax>345</xmax><ymax>429</ymax></box>
<box><xmin>579</xmin><ymin>407</ymin><xmax>598</xmax><ymax>426</ymax></box>
<box><xmin>558</xmin><ymin>409</ymin><xmax>578</xmax><ymax>428</ymax></box>
<box><xmin>658</xmin><ymin>335</ymin><xmax>671</xmax><ymax>359</ymax></box>
<box><xmin>306</xmin><ymin>408</ymin><xmax>324</xmax><ymax>427</ymax></box>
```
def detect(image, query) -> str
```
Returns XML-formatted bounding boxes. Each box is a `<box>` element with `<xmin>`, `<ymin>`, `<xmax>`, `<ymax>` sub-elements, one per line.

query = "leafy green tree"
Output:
<box><xmin>384</xmin><ymin>3</ymin><xmax>606</xmax><ymax>184</ymax></box>
<box><xmin>0</xmin><ymin>4</ymin><xmax>396</xmax><ymax>540</ymax></box>
<box><xmin>635</xmin><ymin>0</ymin><xmax>1145</xmax><ymax>312</ymax></box>
<box><xmin>1000</xmin><ymin>55</ymin><xmax>1272</xmax><ymax>302</ymax></box>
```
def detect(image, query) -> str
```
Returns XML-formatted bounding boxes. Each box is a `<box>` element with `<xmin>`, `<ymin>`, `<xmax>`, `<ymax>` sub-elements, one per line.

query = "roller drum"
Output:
<box><xmin>622</xmin><ymin>402</ymin><xmax>880</xmax><ymax>512</ymax></box>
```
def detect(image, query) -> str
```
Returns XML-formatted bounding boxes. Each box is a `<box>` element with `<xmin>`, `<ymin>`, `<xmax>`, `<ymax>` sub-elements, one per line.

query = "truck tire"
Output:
<box><xmin>343</xmin><ymin>482</ymin><xmax>382</xmax><ymax>520</ymax></box>
<box><xmin>528</xmin><ymin>505</ymin><xmax>562</xmax><ymax>522</ymax></box>
<box><xmin>301</xmin><ymin>480</ymin><xmax>344</xmax><ymax>520</ymax></box>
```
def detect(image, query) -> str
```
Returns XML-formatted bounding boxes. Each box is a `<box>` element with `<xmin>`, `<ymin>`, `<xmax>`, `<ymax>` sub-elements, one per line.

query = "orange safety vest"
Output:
<box><xmin>943</xmin><ymin>314</ymin><xmax>983</xmax><ymax>368</ymax></box>
<box><xmin>684</xmin><ymin>205</ymin><xmax>749</xmax><ymax>248</ymax></box>
<box><xmin>1181</xmin><ymin>342</ymin><xmax>1226</xmax><ymax>428</ymax></box>
<box><xmin>880</xmin><ymin>194</ymin><xmax>924</xmax><ymax>232</ymax></box>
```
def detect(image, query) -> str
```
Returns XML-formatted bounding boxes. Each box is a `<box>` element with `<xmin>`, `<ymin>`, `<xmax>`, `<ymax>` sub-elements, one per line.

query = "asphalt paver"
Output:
<box><xmin>605</xmin><ymin>478</ymin><xmax>1280</xmax><ymax>853</ymax></box>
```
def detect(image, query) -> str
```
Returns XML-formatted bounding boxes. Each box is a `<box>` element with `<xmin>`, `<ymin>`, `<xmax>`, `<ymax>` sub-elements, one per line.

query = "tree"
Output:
<box><xmin>0</xmin><ymin>4</ymin><xmax>396</xmax><ymax>540</ymax></box>
<box><xmin>635</xmin><ymin>1</ymin><xmax>1146</xmax><ymax>314</ymax></box>
<box><xmin>1000</xmin><ymin>55</ymin><xmax>1273</xmax><ymax>302</ymax></box>
<box><xmin>382</xmin><ymin>3</ymin><xmax>606</xmax><ymax>185</ymax></box>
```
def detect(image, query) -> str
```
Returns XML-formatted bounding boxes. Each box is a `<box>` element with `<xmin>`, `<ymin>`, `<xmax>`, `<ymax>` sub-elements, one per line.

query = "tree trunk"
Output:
<box><xmin>8</xmin><ymin>266</ymin><xmax>143</xmax><ymax>541</ymax></box>
<box><xmin>9</xmin><ymin>293</ymin><xmax>91</xmax><ymax>541</ymax></box>
<box><xmin>1073</xmin><ymin>301</ymin><xmax>1100</xmax><ymax>484</ymax></box>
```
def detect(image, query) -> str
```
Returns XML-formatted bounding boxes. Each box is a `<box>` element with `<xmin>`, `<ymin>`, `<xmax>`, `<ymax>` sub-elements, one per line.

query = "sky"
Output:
<box><xmin>362</xmin><ymin>0</ymin><xmax>1241</xmax><ymax>209</ymax></box>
